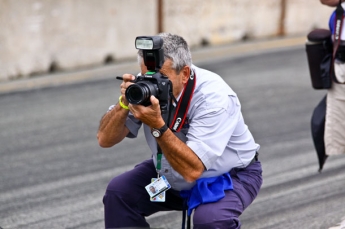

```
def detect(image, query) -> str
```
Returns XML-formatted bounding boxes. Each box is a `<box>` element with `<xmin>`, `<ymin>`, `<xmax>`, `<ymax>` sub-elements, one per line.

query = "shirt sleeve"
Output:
<box><xmin>125</xmin><ymin>112</ymin><xmax>142</xmax><ymax>138</ymax></box>
<box><xmin>186</xmin><ymin>95</ymin><xmax>241</xmax><ymax>170</ymax></box>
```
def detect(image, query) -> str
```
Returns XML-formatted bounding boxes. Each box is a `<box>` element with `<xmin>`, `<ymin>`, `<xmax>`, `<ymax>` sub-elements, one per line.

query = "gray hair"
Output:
<box><xmin>137</xmin><ymin>33</ymin><xmax>192</xmax><ymax>73</ymax></box>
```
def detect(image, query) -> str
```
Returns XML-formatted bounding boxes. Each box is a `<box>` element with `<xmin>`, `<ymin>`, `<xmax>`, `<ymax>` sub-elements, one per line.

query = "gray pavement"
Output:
<box><xmin>2</xmin><ymin>35</ymin><xmax>345</xmax><ymax>229</ymax></box>
<box><xmin>0</xmin><ymin>36</ymin><xmax>306</xmax><ymax>94</ymax></box>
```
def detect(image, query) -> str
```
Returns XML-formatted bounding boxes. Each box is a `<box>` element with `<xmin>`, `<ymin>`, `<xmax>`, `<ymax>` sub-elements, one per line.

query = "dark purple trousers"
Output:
<box><xmin>103</xmin><ymin>159</ymin><xmax>262</xmax><ymax>229</ymax></box>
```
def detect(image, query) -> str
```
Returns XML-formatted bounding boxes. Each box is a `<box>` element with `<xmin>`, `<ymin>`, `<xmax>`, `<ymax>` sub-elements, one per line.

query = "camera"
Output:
<box><xmin>125</xmin><ymin>36</ymin><xmax>172</xmax><ymax>114</ymax></box>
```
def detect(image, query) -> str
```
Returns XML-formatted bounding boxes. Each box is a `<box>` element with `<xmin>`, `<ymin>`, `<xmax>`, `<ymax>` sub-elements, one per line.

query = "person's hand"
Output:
<box><xmin>120</xmin><ymin>74</ymin><xmax>135</xmax><ymax>105</ymax></box>
<box><xmin>129</xmin><ymin>95</ymin><xmax>165</xmax><ymax>128</ymax></box>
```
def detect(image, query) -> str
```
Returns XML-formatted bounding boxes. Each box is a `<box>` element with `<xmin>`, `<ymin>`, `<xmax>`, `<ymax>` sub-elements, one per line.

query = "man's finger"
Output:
<box><xmin>150</xmin><ymin>96</ymin><xmax>159</xmax><ymax>109</ymax></box>
<box><xmin>122</xmin><ymin>74</ymin><xmax>136</xmax><ymax>82</ymax></box>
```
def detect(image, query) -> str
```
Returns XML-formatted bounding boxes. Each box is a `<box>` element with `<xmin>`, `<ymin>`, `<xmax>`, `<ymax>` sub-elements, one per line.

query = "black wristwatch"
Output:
<box><xmin>151</xmin><ymin>124</ymin><xmax>169</xmax><ymax>138</ymax></box>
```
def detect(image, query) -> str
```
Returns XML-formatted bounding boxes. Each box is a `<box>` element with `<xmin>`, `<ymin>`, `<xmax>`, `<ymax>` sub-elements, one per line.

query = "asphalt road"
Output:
<box><xmin>1</xmin><ymin>41</ymin><xmax>345</xmax><ymax>229</ymax></box>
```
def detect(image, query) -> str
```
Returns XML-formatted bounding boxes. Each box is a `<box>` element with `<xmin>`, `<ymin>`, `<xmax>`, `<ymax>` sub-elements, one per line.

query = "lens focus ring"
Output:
<box><xmin>125</xmin><ymin>81</ymin><xmax>158</xmax><ymax>106</ymax></box>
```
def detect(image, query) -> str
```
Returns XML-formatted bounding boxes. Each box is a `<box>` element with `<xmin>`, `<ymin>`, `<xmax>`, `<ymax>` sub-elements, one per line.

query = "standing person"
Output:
<box><xmin>320</xmin><ymin>0</ymin><xmax>345</xmax><ymax>156</ymax></box>
<box><xmin>97</xmin><ymin>33</ymin><xmax>262</xmax><ymax>229</ymax></box>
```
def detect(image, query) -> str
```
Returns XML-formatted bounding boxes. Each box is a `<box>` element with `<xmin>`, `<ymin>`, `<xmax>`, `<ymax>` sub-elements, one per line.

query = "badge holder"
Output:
<box><xmin>145</xmin><ymin>175</ymin><xmax>171</xmax><ymax>202</ymax></box>
<box><xmin>149</xmin><ymin>178</ymin><xmax>166</xmax><ymax>202</ymax></box>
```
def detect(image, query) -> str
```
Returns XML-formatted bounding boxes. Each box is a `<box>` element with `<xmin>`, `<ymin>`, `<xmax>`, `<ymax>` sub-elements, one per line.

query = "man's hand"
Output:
<box><xmin>120</xmin><ymin>74</ymin><xmax>136</xmax><ymax>105</ymax></box>
<box><xmin>129</xmin><ymin>95</ymin><xmax>165</xmax><ymax>129</ymax></box>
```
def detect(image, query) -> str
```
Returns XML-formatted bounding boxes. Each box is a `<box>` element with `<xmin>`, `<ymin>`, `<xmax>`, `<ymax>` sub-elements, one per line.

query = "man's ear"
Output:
<box><xmin>181</xmin><ymin>66</ymin><xmax>191</xmax><ymax>84</ymax></box>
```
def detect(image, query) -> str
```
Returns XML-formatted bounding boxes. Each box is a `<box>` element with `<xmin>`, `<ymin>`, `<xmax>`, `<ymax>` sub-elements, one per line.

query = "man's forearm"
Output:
<box><xmin>97</xmin><ymin>104</ymin><xmax>130</xmax><ymax>147</ymax></box>
<box><xmin>156</xmin><ymin>130</ymin><xmax>205</xmax><ymax>182</ymax></box>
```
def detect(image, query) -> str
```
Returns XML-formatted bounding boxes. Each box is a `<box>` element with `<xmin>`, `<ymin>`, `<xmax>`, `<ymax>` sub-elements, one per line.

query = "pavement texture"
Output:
<box><xmin>0</xmin><ymin>35</ymin><xmax>306</xmax><ymax>95</ymax></box>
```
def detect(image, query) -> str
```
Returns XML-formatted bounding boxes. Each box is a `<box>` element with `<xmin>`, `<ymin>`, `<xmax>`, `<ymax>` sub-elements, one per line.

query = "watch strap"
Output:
<box><xmin>158</xmin><ymin>124</ymin><xmax>169</xmax><ymax>135</ymax></box>
<box><xmin>152</xmin><ymin>123</ymin><xmax>169</xmax><ymax>138</ymax></box>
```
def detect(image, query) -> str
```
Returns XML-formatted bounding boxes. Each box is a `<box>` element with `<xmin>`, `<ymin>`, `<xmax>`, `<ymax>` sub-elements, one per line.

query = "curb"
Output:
<box><xmin>0</xmin><ymin>35</ymin><xmax>306</xmax><ymax>95</ymax></box>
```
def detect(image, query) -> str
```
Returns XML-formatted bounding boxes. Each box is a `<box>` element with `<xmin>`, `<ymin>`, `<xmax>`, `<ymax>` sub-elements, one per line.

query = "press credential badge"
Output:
<box><xmin>145</xmin><ymin>175</ymin><xmax>171</xmax><ymax>201</ymax></box>
<box><xmin>149</xmin><ymin>178</ymin><xmax>166</xmax><ymax>202</ymax></box>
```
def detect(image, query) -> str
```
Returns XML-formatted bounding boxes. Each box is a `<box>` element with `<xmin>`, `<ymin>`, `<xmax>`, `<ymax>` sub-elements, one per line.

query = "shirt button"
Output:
<box><xmin>164</xmin><ymin>169</ymin><xmax>169</xmax><ymax>173</ymax></box>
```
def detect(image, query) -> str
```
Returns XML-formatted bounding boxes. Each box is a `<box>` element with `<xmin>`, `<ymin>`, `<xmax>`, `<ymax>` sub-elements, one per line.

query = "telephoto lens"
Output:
<box><xmin>125</xmin><ymin>81</ymin><xmax>159</xmax><ymax>106</ymax></box>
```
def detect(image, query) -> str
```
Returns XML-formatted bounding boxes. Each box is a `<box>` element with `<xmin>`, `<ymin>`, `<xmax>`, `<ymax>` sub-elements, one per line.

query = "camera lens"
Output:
<box><xmin>125</xmin><ymin>81</ymin><xmax>158</xmax><ymax>106</ymax></box>
<box><xmin>128</xmin><ymin>86</ymin><xmax>144</xmax><ymax>102</ymax></box>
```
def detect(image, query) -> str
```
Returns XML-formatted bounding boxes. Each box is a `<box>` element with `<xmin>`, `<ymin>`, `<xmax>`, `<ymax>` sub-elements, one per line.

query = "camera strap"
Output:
<box><xmin>169</xmin><ymin>69</ymin><xmax>196</xmax><ymax>132</ymax></box>
<box><xmin>155</xmin><ymin>69</ymin><xmax>196</xmax><ymax>171</ymax></box>
<box><xmin>332</xmin><ymin>0</ymin><xmax>345</xmax><ymax>84</ymax></box>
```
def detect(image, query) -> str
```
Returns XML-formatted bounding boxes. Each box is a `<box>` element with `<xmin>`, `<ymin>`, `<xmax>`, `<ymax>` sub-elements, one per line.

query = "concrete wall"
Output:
<box><xmin>164</xmin><ymin>0</ymin><xmax>333</xmax><ymax>46</ymax></box>
<box><xmin>0</xmin><ymin>0</ymin><xmax>334</xmax><ymax>81</ymax></box>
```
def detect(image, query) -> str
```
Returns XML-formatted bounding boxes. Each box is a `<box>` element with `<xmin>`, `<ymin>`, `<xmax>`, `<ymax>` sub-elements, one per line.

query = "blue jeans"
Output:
<box><xmin>103</xmin><ymin>158</ymin><xmax>262</xmax><ymax>229</ymax></box>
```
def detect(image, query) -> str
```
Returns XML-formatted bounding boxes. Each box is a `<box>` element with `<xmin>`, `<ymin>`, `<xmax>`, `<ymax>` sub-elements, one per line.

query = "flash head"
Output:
<box><xmin>135</xmin><ymin>36</ymin><xmax>164</xmax><ymax>71</ymax></box>
<box><xmin>135</xmin><ymin>36</ymin><xmax>163</xmax><ymax>50</ymax></box>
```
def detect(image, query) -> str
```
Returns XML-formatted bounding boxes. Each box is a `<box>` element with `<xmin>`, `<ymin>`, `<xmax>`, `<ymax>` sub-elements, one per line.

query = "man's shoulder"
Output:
<box><xmin>192</xmin><ymin>65</ymin><xmax>224</xmax><ymax>89</ymax></box>
<box><xmin>190</xmin><ymin>65</ymin><xmax>237</xmax><ymax>111</ymax></box>
<box><xmin>192</xmin><ymin>65</ymin><xmax>234</xmax><ymax>95</ymax></box>
<box><xmin>192</xmin><ymin>65</ymin><xmax>219</xmax><ymax>77</ymax></box>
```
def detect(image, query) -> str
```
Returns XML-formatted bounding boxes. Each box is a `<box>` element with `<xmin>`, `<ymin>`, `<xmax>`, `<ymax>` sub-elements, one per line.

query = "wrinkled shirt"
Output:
<box><xmin>124</xmin><ymin>65</ymin><xmax>260</xmax><ymax>191</ymax></box>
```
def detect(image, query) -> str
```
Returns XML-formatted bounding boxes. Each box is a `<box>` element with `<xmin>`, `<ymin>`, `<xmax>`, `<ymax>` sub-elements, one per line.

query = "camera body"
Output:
<box><xmin>125</xmin><ymin>71</ymin><xmax>171</xmax><ymax>113</ymax></box>
<box><xmin>125</xmin><ymin>36</ymin><xmax>172</xmax><ymax>114</ymax></box>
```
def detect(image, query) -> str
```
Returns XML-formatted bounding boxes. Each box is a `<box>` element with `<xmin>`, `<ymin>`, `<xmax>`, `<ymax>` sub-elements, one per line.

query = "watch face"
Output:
<box><xmin>152</xmin><ymin>130</ymin><xmax>161</xmax><ymax>138</ymax></box>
